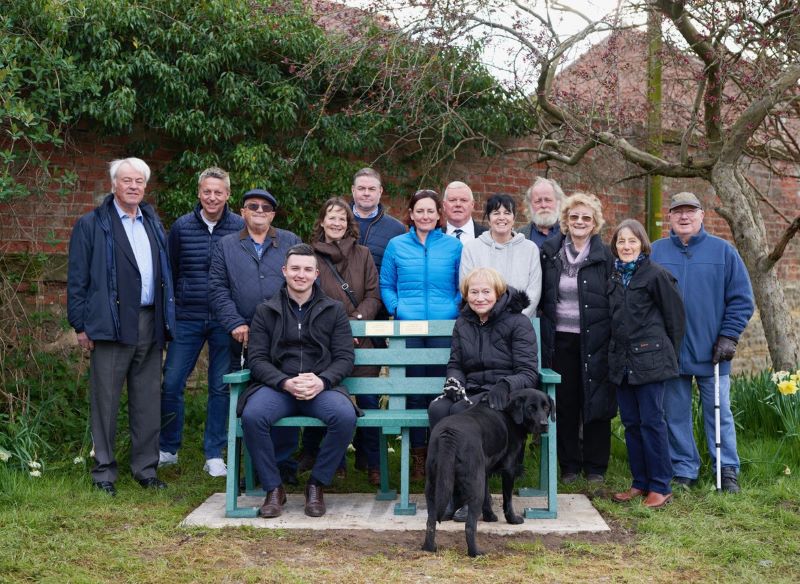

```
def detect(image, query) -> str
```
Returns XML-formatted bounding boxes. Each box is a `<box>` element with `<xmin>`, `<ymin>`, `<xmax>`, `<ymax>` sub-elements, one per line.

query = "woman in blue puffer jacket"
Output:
<box><xmin>380</xmin><ymin>189</ymin><xmax>462</xmax><ymax>479</ymax></box>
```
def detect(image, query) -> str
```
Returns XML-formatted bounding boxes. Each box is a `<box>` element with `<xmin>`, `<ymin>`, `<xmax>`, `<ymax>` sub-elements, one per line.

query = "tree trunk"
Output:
<box><xmin>712</xmin><ymin>163</ymin><xmax>800</xmax><ymax>369</ymax></box>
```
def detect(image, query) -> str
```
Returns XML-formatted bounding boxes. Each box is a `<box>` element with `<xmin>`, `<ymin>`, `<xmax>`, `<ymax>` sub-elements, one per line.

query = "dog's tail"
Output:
<box><xmin>434</xmin><ymin>428</ymin><xmax>459</xmax><ymax>522</ymax></box>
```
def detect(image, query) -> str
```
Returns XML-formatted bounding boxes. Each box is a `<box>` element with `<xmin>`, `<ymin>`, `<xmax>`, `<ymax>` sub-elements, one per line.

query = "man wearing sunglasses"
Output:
<box><xmin>209</xmin><ymin>188</ymin><xmax>302</xmax><ymax>484</ymax></box>
<box><xmin>158</xmin><ymin>167</ymin><xmax>244</xmax><ymax>477</ymax></box>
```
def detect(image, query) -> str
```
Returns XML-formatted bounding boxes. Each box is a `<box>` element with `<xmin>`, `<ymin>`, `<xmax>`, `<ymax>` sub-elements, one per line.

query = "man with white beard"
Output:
<box><xmin>519</xmin><ymin>177</ymin><xmax>565</xmax><ymax>249</ymax></box>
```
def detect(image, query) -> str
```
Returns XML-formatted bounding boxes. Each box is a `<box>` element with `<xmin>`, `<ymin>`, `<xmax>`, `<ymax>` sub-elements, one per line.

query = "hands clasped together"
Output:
<box><xmin>282</xmin><ymin>372</ymin><xmax>325</xmax><ymax>400</ymax></box>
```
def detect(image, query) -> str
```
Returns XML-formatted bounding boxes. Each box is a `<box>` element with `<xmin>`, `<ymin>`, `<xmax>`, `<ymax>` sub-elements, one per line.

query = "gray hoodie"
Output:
<box><xmin>460</xmin><ymin>231</ymin><xmax>542</xmax><ymax>317</ymax></box>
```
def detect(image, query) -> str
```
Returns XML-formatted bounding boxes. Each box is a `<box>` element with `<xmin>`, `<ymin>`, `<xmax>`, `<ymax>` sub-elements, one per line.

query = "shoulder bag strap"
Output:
<box><xmin>321</xmin><ymin>255</ymin><xmax>359</xmax><ymax>311</ymax></box>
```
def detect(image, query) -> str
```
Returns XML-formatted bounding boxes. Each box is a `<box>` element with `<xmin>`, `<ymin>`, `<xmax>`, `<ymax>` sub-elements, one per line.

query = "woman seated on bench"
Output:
<box><xmin>429</xmin><ymin>267</ymin><xmax>539</xmax><ymax>426</ymax></box>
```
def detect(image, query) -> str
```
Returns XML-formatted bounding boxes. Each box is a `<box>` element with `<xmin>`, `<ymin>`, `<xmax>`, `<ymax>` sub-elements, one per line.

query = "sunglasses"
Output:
<box><xmin>568</xmin><ymin>214</ymin><xmax>593</xmax><ymax>223</ymax></box>
<box><xmin>244</xmin><ymin>203</ymin><xmax>275</xmax><ymax>212</ymax></box>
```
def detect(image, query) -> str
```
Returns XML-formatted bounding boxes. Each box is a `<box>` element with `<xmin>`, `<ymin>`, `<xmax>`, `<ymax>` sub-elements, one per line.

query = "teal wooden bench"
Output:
<box><xmin>223</xmin><ymin>318</ymin><xmax>561</xmax><ymax>519</ymax></box>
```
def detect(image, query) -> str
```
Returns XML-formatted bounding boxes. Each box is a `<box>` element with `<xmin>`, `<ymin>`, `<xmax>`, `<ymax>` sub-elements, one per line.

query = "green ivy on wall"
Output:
<box><xmin>1</xmin><ymin>0</ymin><xmax>533</xmax><ymax>238</ymax></box>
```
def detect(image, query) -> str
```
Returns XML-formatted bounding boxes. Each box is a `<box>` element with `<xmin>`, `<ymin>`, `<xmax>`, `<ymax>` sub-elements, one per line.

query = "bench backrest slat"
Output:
<box><xmin>354</xmin><ymin>347</ymin><xmax>451</xmax><ymax>366</ymax></box>
<box><xmin>343</xmin><ymin>377</ymin><xmax>448</xmax><ymax>395</ymax></box>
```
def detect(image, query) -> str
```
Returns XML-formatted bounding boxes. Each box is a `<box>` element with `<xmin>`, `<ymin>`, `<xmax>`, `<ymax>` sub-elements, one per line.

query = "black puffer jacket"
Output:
<box><xmin>608</xmin><ymin>256</ymin><xmax>685</xmax><ymax>386</ymax></box>
<box><xmin>236</xmin><ymin>283</ymin><xmax>356</xmax><ymax>416</ymax></box>
<box><xmin>539</xmin><ymin>232</ymin><xmax>616</xmax><ymax>422</ymax></box>
<box><xmin>447</xmin><ymin>287</ymin><xmax>538</xmax><ymax>395</ymax></box>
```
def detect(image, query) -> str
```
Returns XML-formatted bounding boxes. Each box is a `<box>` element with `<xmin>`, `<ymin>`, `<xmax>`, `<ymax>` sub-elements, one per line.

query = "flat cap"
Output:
<box><xmin>669</xmin><ymin>192</ymin><xmax>702</xmax><ymax>211</ymax></box>
<box><xmin>242</xmin><ymin>188</ymin><xmax>277</xmax><ymax>209</ymax></box>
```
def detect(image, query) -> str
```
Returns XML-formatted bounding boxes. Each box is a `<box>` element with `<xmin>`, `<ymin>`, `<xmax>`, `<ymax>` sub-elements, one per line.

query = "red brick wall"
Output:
<box><xmin>2</xmin><ymin>131</ymin><xmax>798</xmax><ymax>370</ymax></box>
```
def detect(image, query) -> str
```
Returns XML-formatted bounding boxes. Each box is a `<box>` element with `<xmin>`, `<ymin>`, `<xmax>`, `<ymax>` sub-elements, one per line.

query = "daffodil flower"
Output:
<box><xmin>29</xmin><ymin>470</ymin><xmax>42</xmax><ymax>478</ymax></box>
<box><xmin>777</xmin><ymin>380</ymin><xmax>798</xmax><ymax>396</ymax></box>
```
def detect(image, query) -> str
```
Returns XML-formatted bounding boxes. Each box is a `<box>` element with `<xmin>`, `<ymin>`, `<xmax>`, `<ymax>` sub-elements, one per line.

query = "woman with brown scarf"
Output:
<box><xmin>298</xmin><ymin>197</ymin><xmax>383</xmax><ymax>485</ymax></box>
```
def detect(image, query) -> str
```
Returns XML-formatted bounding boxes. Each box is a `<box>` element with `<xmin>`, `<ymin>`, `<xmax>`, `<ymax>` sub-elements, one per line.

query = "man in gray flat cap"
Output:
<box><xmin>651</xmin><ymin>192</ymin><xmax>754</xmax><ymax>493</ymax></box>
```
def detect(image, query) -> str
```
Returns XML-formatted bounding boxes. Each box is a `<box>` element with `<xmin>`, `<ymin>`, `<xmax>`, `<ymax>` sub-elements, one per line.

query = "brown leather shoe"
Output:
<box><xmin>613</xmin><ymin>487</ymin><xmax>648</xmax><ymax>503</ymax></box>
<box><xmin>367</xmin><ymin>468</ymin><xmax>381</xmax><ymax>486</ymax></box>
<box><xmin>304</xmin><ymin>482</ymin><xmax>326</xmax><ymax>517</ymax></box>
<box><xmin>642</xmin><ymin>492</ymin><xmax>672</xmax><ymax>509</ymax></box>
<box><xmin>258</xmin><ymin>485</ymin><xmax>286</xmax><ymax>518</ymax></box>
<box><xmin>411</xmin><ymin>447</ymin><xmax>426</xmax><ymax>481</ymax></box>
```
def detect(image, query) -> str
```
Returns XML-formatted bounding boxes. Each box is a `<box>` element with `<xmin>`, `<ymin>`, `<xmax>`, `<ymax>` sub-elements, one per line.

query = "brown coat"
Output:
<box><xmin>313</xmin><ymin>236</ymin><xmax>382</xmax><ymax>377</ymax></box>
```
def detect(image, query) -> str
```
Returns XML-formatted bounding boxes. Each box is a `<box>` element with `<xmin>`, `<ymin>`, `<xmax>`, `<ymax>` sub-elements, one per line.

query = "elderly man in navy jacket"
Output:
<box><xmin>651</xmin><ymin>192</ymin><xmax>754</xmax><ymax>493</ymax></box>
<box><xmin>158</xmin><ymin>167</ymin><xmax>244</xmax><ymax>477</ymax></box>
<box><xmin>67</xmin><ymin>157</ymin><xmax>176</xmax><ymax>496</ymax></box>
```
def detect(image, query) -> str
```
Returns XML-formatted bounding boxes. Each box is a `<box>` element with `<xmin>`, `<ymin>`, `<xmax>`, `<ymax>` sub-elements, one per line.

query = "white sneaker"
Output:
<box><xmin>204</xmin><ymin>457</ymin><xmax>227</xmax><ymax>477</ymax></box>
<box><xmin>158</xmin><ymin>450</ymin><xmax>178</xmax><ymax>467</ymax></box>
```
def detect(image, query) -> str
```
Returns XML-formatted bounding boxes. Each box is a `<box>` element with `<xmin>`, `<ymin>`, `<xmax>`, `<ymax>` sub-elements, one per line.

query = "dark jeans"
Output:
<box><xmin>241</xmin><ymin>386</ymin><xmax>357</xmax><ymax>491</ymax></box>
<box><xmin>229</xmin><ymin>338</ymin><xmax>299</xmax><ymax>473</ymax></box>
<box><xmin>406</xmin><ymin>336</ymin><xmax>450</xmax><ymax>448</ymax></box>
<box><xmin>617</xmin><ymin>378</ymin><xmax>672</xmax><ymax>495</ymax></box>
<box><xmin>302</xmin><ymin>393</ymin><xmax>380</xmax><ymax>469</ymax></box>
<box><xmin>552</xmin><ymin>332</ymin><xmax>610</xmax><ymax>476</ymax></box>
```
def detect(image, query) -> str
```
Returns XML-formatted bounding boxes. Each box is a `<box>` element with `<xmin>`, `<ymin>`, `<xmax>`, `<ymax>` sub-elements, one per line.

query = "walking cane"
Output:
<box><xmin>714</xmin><ymin>362</ymin><xmax>722</xmax><ymax>492</ymax></box>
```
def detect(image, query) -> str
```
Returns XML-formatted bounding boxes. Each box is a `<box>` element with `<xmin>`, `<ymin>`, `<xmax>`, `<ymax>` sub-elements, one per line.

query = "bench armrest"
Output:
<box><xmin>539</xmin><ymin>368</ymin><xmax>561</xmax><ymax>385</ymax></box>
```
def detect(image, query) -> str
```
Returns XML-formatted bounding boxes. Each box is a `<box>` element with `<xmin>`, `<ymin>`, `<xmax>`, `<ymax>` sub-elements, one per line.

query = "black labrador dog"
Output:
<box><xmin>421</xmin><ymin>387</ymin><xmax>555</xmax><ymax>557</ymax></box>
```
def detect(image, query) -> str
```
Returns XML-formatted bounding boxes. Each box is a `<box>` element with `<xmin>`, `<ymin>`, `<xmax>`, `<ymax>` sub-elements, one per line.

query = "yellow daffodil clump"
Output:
<box><xmin>771</xmin><ymin>370</ymin><xmax>800</xmax><ymax>396</ymax></box>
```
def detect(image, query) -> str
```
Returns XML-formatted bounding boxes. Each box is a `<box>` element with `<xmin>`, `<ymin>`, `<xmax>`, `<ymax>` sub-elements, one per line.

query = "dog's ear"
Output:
<box><xmin>508</xmin><ymin>394</ymin><xmax>526</xmax><ymax>425</ymax></box>
<box><xmin>548</xmin><ymin>395</ymin><xmax>557</xmax><ymax>422</ymax></box>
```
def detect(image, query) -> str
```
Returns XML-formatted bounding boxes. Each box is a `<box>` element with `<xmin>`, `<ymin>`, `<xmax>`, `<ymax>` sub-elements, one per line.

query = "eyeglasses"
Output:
<box><xmin>568</xmin><ymin>214</ymin><xmax>593</xmax><ymax>223</ymax></box>
<box><xmin>670</xmin><ymin>208</ymin><xmax>700</xmax><ymax>217</ymax></box>
<box><xmin>244</xmin><ymin>203</ymin><xmax>274</xmax><ymax>213</ymax></box>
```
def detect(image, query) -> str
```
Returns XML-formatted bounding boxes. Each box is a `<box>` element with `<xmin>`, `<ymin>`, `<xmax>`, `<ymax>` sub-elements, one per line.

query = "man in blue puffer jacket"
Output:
<box><xmin>651</xmin><ymin>192</ymin><xmax>754</xmax><ymax>493</ymax></box>
<box><xmin>159</xmin><ymin>167</ymin><xmax>244</xmax><ymax>477</ymax></box>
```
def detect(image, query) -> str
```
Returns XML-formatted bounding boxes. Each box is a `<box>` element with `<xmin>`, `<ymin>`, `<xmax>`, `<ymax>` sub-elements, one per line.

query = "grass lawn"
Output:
<box><xmin>2</xmin><ymin>398</ymin><xmax>799</xmax><ymax>583</ymax></box>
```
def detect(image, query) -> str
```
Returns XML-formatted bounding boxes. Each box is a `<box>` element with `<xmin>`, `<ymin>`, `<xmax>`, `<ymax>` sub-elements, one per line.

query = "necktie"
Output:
<box><xmin>454</xmin><ymin>228</ymin><xmax>463</xmax><ymax>239</ymax></box>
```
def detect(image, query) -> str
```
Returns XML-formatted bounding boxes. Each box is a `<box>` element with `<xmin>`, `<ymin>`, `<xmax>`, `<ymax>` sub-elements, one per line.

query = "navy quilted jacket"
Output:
<box><xmin>169</xmin><ymin>203</ymin><xmax>244</xmax><ymax>320</ymax></box>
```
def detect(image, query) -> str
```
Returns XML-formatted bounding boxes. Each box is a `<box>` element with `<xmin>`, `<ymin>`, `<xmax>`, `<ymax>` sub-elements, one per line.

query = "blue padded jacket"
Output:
<box><xmin>650</xmin><ymin>226</ymin><xmax>754</xmax><ymax>377</ymax></box>
<box><xmin>169</xmin><ymin>203</ymin><xmax>244</xmax><ymax>320</ymax></box>
<box><xmin>379</xmin><ymin>227</ymin><xmax>462</xmax><ymax>320</ymax></box>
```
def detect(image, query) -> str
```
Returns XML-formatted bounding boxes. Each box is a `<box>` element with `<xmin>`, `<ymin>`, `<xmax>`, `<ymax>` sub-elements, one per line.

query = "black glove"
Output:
<box><xmin>487</xmin><ymin>381</ymin><xmax>510</xmax><ymax>410</ymax></box>
<box><xmin>712</xmin><ymin>335</ymin><xmax>737</xmax><ymax>364</ymax></box>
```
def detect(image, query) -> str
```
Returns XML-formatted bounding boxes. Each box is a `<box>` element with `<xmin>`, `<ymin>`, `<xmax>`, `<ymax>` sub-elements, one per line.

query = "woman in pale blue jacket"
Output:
<box><xmin>380</xmin><ymin>189</ymin><xmax>462</xmax><ymax>479</ymax></box>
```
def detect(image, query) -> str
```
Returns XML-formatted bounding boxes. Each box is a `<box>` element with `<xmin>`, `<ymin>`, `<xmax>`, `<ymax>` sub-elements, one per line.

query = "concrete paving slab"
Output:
<box><xmin>181</xmin><ymin>492</ymin><xmax>609</xmax><ymax>534</ymax></box>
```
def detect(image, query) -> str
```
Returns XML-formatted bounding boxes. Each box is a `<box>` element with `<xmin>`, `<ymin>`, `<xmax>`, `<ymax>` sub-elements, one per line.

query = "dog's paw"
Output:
<box><xmin>468</xmin><ymin>548</ymin><xmax>485</xmax><ymax>558</ymax></box>
<box><xmin>421</xmin><ymin>542</ymin><xmax>437</xmax><ymax>553</ymax></box>
<box><xmin>505</xmin><ymin>513</ymin><xmax>524</xmax><ymax>525</ymax></box>
<box><xmin>482</xmin><ymin>511</ymin><xmax>498</xmax><ymax>522</ymax></box>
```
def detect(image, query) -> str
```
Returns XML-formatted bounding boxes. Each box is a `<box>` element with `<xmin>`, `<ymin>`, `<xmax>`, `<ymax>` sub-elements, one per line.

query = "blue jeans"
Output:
<box><xmin>241</xmin><ymin>386</ymin><xmax>357</xmax><ymax>491</ymax></box>
<box><xmin>160</xmin><ymin>318</ymin><xmax>230</xmax><ymax>459</ymax></box>
<box><xmin>663</xmin><ymin>374</ymin><xmax>739</xmax><ymax>480</ymax></box>
<box><xmin>617</xmin><ymin>379</ymin><xmax>672</xmax><ymax>495</ymax></box>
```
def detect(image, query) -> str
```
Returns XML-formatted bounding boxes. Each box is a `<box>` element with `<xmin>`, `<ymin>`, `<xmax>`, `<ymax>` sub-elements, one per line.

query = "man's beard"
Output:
<box><xmin>533</xmin><ymin>209</ymin><xmax>559</xmax><ymax>229</ymax></box>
